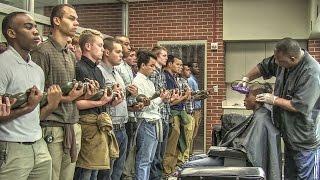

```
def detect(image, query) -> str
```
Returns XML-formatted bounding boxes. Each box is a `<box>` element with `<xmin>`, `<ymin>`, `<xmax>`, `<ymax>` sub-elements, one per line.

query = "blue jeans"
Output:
<box><xmin>97</xmin><ymin>127</ymin><xmax>128</xmax><ymax>180</ymax></box>
<box><xmin>74</xmin><ymin>167</ymin><xmax>98</xmax><ymax>180</ymax></box>
<box><xmin>136</xmin><ymin>120</ymin><xmax>159</xmax><ymax>180</ymax></box>
<box><xmin>150</xmin><ymin>120</ymin><xmax>169</xmax><ymax>180</ymax></box>
<box><xmin>284</xmin><ymin>146</ymin><xmax>320</xmax><ymax>180</ymax></box>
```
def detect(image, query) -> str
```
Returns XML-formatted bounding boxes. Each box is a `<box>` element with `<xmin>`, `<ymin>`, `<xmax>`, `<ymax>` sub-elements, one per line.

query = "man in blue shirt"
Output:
<box><xmin>187</xmin><ymin>62</ymin><xmax>202</xmax><ymax>153</ymax></box>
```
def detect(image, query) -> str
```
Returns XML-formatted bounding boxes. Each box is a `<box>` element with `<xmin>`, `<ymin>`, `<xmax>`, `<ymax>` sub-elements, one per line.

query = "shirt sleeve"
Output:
<box><xmin>0</xmin><ymin>65</ymin><xmax>9</xmax><ymax>94</ymax></box>
<box><xmin>75</xmin><ymin>62</ymin><xmax>86</xmax><ymax>82</ymax></box>
<box><xmin>188</xmin><ymin>78</ymin><xmax>196</xmax><ymax>91</ymax></box>
<box><xmin>291</xmin><ymin>70</ymin><xmax>320</xmax><ymax>116</ymax></box>
<box><xmin>257</xmin><ymin>55</ymin><xmax>278</xmax><ymax>80</ymax></box>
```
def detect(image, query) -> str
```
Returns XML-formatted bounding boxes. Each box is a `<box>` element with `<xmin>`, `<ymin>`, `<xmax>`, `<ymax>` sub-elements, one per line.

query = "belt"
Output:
<box><xmin>17</xmin><ymin>141</ymin><xmax>36</xmax><ymax>145</ymax></box>
<box><xmin>0</xmin><ymin>140</ymin><xmax>36</xmax><ymax>145</ymax></box>
<box><xmin>147</xmin><ymin>120</ymin><xmax>157</xmax><ymax>125</ymax></box>
<box><xmin>138</xmin><ymin>118</ymin><xmax>158</xmax><ymax>125</ymax></box>
<box><xmin>113</xmin><ymin>123</ymin><xmax>125</xmax><ymax>131</ymax></box>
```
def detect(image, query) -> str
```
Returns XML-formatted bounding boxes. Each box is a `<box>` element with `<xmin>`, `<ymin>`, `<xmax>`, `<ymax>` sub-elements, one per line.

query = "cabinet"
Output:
<box><xmin>225</xmin><ymin>41</ymin><xmax>307</xmax><ymax>83</ymax></box>
<box><xmin>309</xmin><ymin>0</ymin><xmax>320</xmax><ymax>38</ymax></box>
<box><xmin>225</xmin><ymin>42</ymin><xmax>276</xmax><ymax>83</ymax></box>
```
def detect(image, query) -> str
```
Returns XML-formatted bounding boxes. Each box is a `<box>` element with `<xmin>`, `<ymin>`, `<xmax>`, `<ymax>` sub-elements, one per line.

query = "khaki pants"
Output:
<box><xmin>191</xmin><ymin>109</ymin><xmax>202</xmax><ymax>153</ymax></box>
<box><xmin>163</xmin><ymin>115</ymin><xmax>194</xmax><ymax>175</ymax></box>
<box><xmin>0</xmin><ymin>138</ymin><xmax>52</xmax><ymax>180</ymax></box>
<box><xmin>42</xmin><ymin>123</ymin><xmax>82</xmax><ymax>180</ymax></box>
<box><xmin>178</xmin><ymin>114</ymin><xmax>195</xmax><ymax>164</ymax></box>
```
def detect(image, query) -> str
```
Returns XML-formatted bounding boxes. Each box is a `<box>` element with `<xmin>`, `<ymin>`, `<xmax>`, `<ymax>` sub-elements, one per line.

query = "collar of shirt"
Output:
<box><xmin>81</xmin><ymin>55</ymin><xmax>98</xmax><ymax>68</ymax></box>
<box><xmin>190</xmin><ymin>74</ymin><xmax>198</xmax><ymax>81</ymax></box>
<box><xmin>136</xmin><ymin>72</ymin><xmax>149</xmax><ymax>80</ymax></box>
<box><xmin>8</xmin><ymin>46</ymin><xmax>35</xmax><ymax>67</ymax></box>
<box><xmin>288</xmin><ymin>49</ymin><xmax>308</xmax><ymax>72</ymax></box>
<box><xmin>100</xmin><ymin>61</ymin><xmax>115</xmax><ymax>74</ymax></box>
<box><xmin>48</xmin><ymin>35</ymin><xmax>69</xmax><ymax>53</ymax></box>
<box><xmin>164</xmin><ymin>69</ymin><xmax>175</xmax><ymax>77</ymax></box>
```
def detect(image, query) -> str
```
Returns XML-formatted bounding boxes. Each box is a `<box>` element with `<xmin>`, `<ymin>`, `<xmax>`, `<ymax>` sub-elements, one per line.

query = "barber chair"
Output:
<box><xmin>178</xmin><ymin>146</ymin><xmax>265</xmax><ymax>179</ymax></box>
<box><xmin>179</xmin><ymin>114</ymin><xmax>266</xmax><ymax>180</ymax></box>
<box><xmin>212</xmin><ymin>114</ymin><xmax>247</xmax><ymax>146</ymax></box>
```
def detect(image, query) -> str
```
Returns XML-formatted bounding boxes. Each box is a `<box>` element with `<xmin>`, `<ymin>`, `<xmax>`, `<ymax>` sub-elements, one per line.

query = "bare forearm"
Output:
<box><xmin>60</xmin><ymin>95</ymin><xmax>74</xmax><ymax>103</ymax></box>
<box><xmin>0</xmin><ymin>106</ymin><xmax>34</xmax><ymax>122</ymax></box>
<box><xmin>76</xmin><ymin>100</ymin><xmax>103</xmax><ymax>110</ymax></box>
<box><xmin>274</xmin><ymin>98</ymin><xmax>298</xmax><ymax>112</ymax></box>
<box><xmin>40</xmin><ymin>104</ymin><xmax>57</xmax><ymax>120</ymax></box>
<box><xmin>245</xmin><ymin>66</ymin><xmax>262</xmax><ymax>81</ymax></box>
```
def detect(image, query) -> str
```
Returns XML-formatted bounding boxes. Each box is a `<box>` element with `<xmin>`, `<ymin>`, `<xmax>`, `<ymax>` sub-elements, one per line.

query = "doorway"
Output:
<box><xmin>158</xmin><ymin>40</ymin><xmax>207</xmax><ymax>153</ymax></box>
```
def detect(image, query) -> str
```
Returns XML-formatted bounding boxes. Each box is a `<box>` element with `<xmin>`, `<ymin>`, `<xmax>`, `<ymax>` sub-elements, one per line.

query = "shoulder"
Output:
<box><xmin>0</xmin><ymin>50</ymin><xmax>14</xmax><ymax>74</ymax></box>
<box><xmin>32</xmin><ymin>41</ymin><xmax>53</xmax><ymax>55</ymax></box>
<box><xmin>304</xmin><ymin>54</ymin><xmax>320</xmax><ymax>74</ymax></box>
<box><xmin>253</xmin><ymin>106</ymin><xmax>272</xmax><ymax>122</ymax></box>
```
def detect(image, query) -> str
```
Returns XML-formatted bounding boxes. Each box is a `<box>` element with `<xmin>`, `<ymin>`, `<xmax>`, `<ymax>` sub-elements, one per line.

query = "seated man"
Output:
<box><xmin>178</xmin><ymin>83</ymin><xmax>281</xmax><ymax>180</ymax></box>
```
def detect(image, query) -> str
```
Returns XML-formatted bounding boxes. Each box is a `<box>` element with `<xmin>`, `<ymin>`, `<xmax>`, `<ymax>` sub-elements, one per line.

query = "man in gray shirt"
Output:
<box><xmin>98</xmin><ymin>37</ymin><xmax>128</xmax><ymax>180</ymax></box>
<box><xmin>240</xmin><ymin>37</ymin><xmax>320</xmax><ymax>179</ymax></box>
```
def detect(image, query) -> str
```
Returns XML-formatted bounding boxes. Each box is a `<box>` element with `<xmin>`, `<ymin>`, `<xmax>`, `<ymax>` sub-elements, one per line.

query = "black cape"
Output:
<box><xmin>219</xmin><ymin>105</ymin><xmax>281</xmax><ymax>180</ymax></box>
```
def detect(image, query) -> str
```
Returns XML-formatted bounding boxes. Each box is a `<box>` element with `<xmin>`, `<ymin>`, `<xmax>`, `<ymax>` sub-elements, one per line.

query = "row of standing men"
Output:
<box><xmin>0</xmin><ymin>4</ymin><xmax>205</xmax><ymax>180</ymax></box>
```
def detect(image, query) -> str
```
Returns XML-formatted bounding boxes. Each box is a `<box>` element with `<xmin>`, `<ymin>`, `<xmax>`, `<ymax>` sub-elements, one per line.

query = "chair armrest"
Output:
<box><xmin>207</xmin><ymin>146</ymin><xmax>246</xmax><ymax>159</ymax></box>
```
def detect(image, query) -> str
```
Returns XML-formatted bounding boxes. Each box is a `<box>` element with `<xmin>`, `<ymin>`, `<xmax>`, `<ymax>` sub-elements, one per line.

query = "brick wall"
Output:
<box><xmin>74</xmin><ymin>3</ymin><xmax>123</xmax><ymax>36</ymax></box>
<box><xmin>129</xmin><ymin>0</ymin><xmax>224</xmax><ymax>148</ymax></box>
<box><xmin>308</xmin><ymin>39</ymin><xmax>320</xmax><ymax>63</ymax></box>
<box><xmin>44</xmin><ymin>3</ymin><xmax>123</xmax><ymax>36</ymax></box>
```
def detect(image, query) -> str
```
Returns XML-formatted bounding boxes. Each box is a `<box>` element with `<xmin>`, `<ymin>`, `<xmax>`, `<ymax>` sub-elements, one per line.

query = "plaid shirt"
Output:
<box><xmin>31</xmin><ymin>36</ymin><xmax>79</xmax><ymax>124</ymax></box>
<box><xmin>149</xmin><ymin>66</ymin><xmax>171</xmax><ymax>122</ymax></box>
<box><xmin>177</xmin><ymin>76</ymin><xmax>193</xmax><ymax>114</ymax></box>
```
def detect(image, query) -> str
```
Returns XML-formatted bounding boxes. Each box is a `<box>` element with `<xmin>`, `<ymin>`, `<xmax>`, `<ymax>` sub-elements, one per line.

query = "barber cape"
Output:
<box><xmin>219</xmin><ymin>105</ymin><xmax>281</xmax><ymax>180</ymax></box>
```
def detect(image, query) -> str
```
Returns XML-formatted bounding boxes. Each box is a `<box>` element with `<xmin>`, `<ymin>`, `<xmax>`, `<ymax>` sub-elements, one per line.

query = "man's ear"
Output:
<box><xmin>104</xmin><ymin>49</ymin><xmax>110</xmax><ymax>56</ymax></box>
<box><xmin>290</xmin><ymin>57</ymin><xmax>295</xmax><ymax>62</ymax></box>
<box><xmin>53</xmin><ymin>17</ymin><xmax>61</xmax><ymax>26</ymax></box>
<box><xmin>141</xmin><ymin>63</ymin><xmax>146</xmax><ymax>69</ymax></box>
<box><xmin>7</xmin><ymin>29</ymin><xmax>16</xmax><ymax>39</ymax></box>
<box><xmin>84</xmin><ymin>42</ymin><xmax>91</xmax><ymax>51</ymax></box>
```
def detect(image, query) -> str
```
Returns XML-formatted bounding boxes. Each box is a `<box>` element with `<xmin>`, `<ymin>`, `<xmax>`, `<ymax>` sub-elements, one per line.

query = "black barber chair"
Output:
<box><xmin>179</xmin><ymin>114</ymin><xmax>266</xmax><ymax>180</ymax></box>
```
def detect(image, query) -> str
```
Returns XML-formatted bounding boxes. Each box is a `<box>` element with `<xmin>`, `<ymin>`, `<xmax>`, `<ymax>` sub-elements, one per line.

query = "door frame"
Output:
<box><xmin>158</xmin><ymin>40</ymin><xmax>208</xmax><ymax>152</ymax></box>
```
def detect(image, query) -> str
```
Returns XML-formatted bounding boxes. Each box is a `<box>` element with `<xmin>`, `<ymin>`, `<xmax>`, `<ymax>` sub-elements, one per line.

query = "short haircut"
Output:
<box><xmin>249</xmin><ymin>82</ymin><xmax>273</xmax><ymax>96</ymax></box>
<box><xmin>187</xmin><ymin>61</ymin><xmax>198</xmax><ymax>68</ymax></box>
<box><xmin>114</xmin><ymin>35</ymin><xmax>128</xmax><ymax>44</ymax></box>
<box><xmin>151</xmin><ymin>45</ymin><xmax>167</xmax><ymax>57</ymax></box>
<box><xmin>103</xmin><ymin>37</ymin><xmax>119</xmax><ymax>51</ymax></box>
<box><xmin>130</xmin><ymin>47</ymin><xmax>136</xmax><ymax>52</ymax></box>
<box><xmin>166</xmin><ymin>54</ymin><xmax>175</xmax><ymax>67</ymax></box>
<box><xmin>2</xmin><ymin>12</ymin><xmax>27</xmax><ymax>40</ymax></box>
<box><xmin>165</xmin><ymin>54</ymin><xmax>181</xmax><ymax>67</ymax></box>
<box><xmin>79</xmin><ymin>29</ymin><xmax>102</xmax><ymax>51</ymax></box>
<box><xmin>275</xmin><ymin>37</ymin><xmax>301</xmax><ymax>57</ymax></box>
<box><xmin>183</xmin><ymin>63</ymin><xmax>189</xmax><ymax>67</ymax></box>
<box><xmin>137</xmin><ymin>49</ymin><xmax>157</xmax><ymax>69</ymax></box>
<box><xmin>50</xmin><ymin>4</ymin><xmax>75</xmax><ymax>27</ymax></box>
<box><xmin>71</xmin><ymin>35</ymin><xmax>80</xmax><ymax>46</ymax></box>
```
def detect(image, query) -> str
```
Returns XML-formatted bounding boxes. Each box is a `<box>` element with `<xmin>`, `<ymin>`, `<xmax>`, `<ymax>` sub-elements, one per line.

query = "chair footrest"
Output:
<box><xmin>179</xmin><ymin>167</ymin><xmax>265</xmax><ymax>179</ymax></box>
